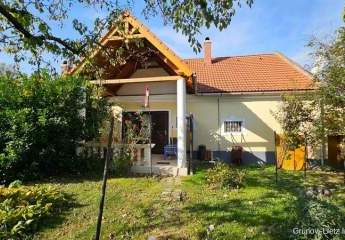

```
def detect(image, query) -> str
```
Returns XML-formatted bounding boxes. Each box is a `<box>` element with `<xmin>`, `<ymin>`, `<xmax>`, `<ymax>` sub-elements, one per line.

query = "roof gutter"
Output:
<box><xmin>195</xmin><ymin>89</ymin><xmax>317</xmax><ymax>97</ymax></box>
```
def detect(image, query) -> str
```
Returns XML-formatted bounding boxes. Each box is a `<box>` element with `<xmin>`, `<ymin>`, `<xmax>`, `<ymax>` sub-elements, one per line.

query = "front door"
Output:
<box><xmin>150</xmin><ymin>111</ymin><xmax>169</xmax><ymax>154</ymax></box>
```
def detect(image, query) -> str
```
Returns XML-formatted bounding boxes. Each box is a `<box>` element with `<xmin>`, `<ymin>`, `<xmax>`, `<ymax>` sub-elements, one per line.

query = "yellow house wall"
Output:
<box><xmin>110</xmin><ymin>91</ymin><xmax>283</xmax><ymax>164</ymax></box>
<box><xmin>188</xmin><ymin>95</ymin><xmax>282</xmax><ymax>164</ymax></box>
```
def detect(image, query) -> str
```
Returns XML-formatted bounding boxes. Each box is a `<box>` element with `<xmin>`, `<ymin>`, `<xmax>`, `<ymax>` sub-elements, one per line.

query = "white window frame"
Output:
<box><xmin>222</xmin><ymin>117</ymin><xmax>245</xmax><ymax>135</ymax></box>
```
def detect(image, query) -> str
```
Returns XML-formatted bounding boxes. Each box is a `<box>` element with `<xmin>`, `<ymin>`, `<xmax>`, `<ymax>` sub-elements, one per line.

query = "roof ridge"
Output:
<box><xmin>274</xmin><ymin>52</ymin><xmax>314</xmax><ymax>81</ymax></box>
<box><xmin>71</xmin><ymin>12</ymin><xmax>193</xmax><ymax>76</ymax></box>
<box><xmin>127</xmin><ymin>14</ymin><xmax>192</xmax><ymax>76</ymax></box>
<box><xmin>183</xmin><ymin>53</ymin><xmax>277</xmax><ymax>61</ymax></box>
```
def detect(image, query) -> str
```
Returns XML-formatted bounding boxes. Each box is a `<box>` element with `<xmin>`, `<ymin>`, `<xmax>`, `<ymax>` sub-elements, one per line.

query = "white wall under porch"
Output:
<box><xmin>131</xmin><ymin>154</ymin><xmax>181</xmax><ymax>176</ymax></box>
<box><xmin>107</xmin><ymin>78</ymin><xmax>188</xmax><ymax>176</ymax></box>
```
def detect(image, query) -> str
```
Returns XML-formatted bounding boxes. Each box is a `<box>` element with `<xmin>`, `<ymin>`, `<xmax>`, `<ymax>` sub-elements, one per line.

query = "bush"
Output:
<box><xmin>0</xmin><ymin>71</ymin><xmax>109</xmax><ymax>182</ymax></box>
<box><xmin>0</xmin><ymin>181</ymin><xmax>67</xmax><ymax>239</ymax></box>
<box><xmin>206</xmin><ymin>162</ymin><xmax>245</xmax><ymax>190</ymax></box>
<box><xmin>111</xmin><ymin>147</ymin><xmax>133</xmax><ymax>177</ymax></box>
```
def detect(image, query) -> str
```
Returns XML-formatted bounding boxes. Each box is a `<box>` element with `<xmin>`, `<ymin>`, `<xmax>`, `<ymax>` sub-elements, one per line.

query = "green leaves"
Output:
<box><xmin>1</xmin><ymin>0</ymin><xmax>253</xmax><ymax>70</ymax></box>
<box><xmin>206</xmin><ymin>162</ymin><xmax>246</xmax><ymax>190</ymax></box>
<box><xmin>143</xmin><ymin>0</ymin><xmax>253</xmax><ymax>52</ymax></box>
<box><xmin>0</xmin><ymin>72</ymin><xmax>109</xmax><ymax>182</ymax></box>
<box><xmin>275</xmin><ymin>19</ymin><xmax>345</xmax><ymax>152</ymax></box>
<box><xmin>274</xmin><ymin>93</ymin><xmax>314</xmax><ymax>149</ymax></box>
<box><xmin>310</xmin><ymin>24</ymin><xmax>345</xmax><ymax>137</ymax></box>
<box><xmin>0</xmin><ymin>183</ymin><xmax>67</xmax><ymax>239</ymax></box>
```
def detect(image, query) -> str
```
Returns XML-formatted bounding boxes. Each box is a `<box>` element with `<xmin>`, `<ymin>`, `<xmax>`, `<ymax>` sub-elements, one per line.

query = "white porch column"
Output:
<box><xmin>177</xmin><ymin>78</ymin><xmax>187</xmax><ymax>168</ymax></box>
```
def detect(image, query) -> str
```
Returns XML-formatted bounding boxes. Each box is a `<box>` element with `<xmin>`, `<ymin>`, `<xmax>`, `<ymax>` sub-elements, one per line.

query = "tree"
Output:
<box><xmin>0</xmin><ymin>0</ymin><xmax>253</xmax><ymax>70</ymax></box>
<box><xmin>0</xmin><ymin>71</ymin><xmax>109</xmax><ymax>182</ymax></box>
<box><xmin>309</xmin><ymin>27</ymin><xmax>345</xmax><ymax>137</ymax></box>
<box><xmin>273</xmin><ymin>93</ymin><xmax>314</xmax><ymax>149</ymax></box>
<box><xmin>275</xmin><ymin>14</ymin><xmax>345</xmax><ymax>162</ymax></box>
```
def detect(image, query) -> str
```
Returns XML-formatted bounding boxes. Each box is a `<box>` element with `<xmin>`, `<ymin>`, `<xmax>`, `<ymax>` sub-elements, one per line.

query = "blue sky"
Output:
<box><xmin>1</xmin><ymin>0</ymin><xmax>344</xmax><ymax>73</ymax></box>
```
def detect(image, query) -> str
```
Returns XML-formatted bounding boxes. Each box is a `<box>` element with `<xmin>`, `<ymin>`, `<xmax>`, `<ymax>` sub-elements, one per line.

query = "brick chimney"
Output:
<box><xmin>204</xmin><ymin>37</ymin><xmax>212</xmax><ymax>64</ymax></box>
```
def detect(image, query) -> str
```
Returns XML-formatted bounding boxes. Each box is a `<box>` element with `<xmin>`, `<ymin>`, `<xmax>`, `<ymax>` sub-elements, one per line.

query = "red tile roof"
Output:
<box><xmin>184</xmin><ymin>53</ymin><xmax>315</xmax><ymax>93</ymax></box>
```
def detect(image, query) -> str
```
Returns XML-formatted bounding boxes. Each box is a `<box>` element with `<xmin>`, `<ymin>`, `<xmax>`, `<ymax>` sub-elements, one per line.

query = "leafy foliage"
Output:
<box><xmin>275</xmin><ymin>18</ymin><xmax>345</xmax><ymax>152</ymax></box>
<box><xmin>0</xmin><ymin>72</ymin><xmax>109</xmax><ymax>182</ymax></box>
<box><xmin>273</xmin><ymin>93</ymin><xmax>314</xmax><ymax>149</ymax></box>
<box><xmin>112</xmin><ymin>148</ymin><xmax>132</xmax><ymax>177</ymax></box>
<box><xmin>206</xmin><ymin>161</ymin><xmax>245</xmax><ymax>189</ymax></box>
<box><xmin>309</xmin><ymin>25</ymin><xmax>345</xmax><ymax>137</ymax></box>
<box><xmin>112</xmin><ymin>112</ymin><xmax>151</xmax><ymax>176</ymax></box>
<box><xmin>143</xmin><ymin>0</ymin><xmax>254</xmax><ymax>52</ymax></box>
<box><xmin>0</xmin><ymin>181</ymin><xmax>67</xmax><ymax>239</ymax></box>
<box><xmin>0</xmin><ymin>0</ymin><xmax>253</xmax><ymax>69</ymax></box>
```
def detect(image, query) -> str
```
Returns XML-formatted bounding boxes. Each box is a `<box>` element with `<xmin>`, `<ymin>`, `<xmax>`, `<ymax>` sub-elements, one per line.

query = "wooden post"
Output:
<box><xmin>95</xmin><ymin>116</ymin><xmax>115</xmax><ymax>240</ymax></box>
<box><xmin>304</xmin><ymin>134</ymin><xmax>308</xmax><ymax>180</ymax></box>
<box><xmin>188</xmin><ymin>114</ymin><xmax>194</xmax><ymax>175</ymax></box>
<box><xmin>274</xmin><ymin>131</ymin><xmax>278</xmax><ymax>184</ymax></box>
<box><xmin>320</xmin><ymin>99</ymin><xmax>326</xmax><ymax>166</ymax></box>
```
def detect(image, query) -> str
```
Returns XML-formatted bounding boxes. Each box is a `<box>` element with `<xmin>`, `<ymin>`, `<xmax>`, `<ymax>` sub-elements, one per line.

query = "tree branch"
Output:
<box><xmin>0</xmin><ymin>2</ymin><xmax>82</xmax><ymax>55</ymax></box>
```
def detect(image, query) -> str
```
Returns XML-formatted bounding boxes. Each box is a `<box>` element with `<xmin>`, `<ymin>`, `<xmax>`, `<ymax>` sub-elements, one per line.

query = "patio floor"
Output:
<box><xmin>131</xmin><ymin>154</ymin><xmax>183</xmax><ymax>176</ymax></box>
<box><xmin>132</xmin><ymin>154</ymin><xmax>177</xmax><ymax>167</ymax></box>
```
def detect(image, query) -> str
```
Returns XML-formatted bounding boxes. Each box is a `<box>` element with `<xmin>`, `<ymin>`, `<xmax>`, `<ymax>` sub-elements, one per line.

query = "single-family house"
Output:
<box><xmin>67</xmin><ymin>12</ymin><xmax>314</xmax><ymax>175</ymax></box>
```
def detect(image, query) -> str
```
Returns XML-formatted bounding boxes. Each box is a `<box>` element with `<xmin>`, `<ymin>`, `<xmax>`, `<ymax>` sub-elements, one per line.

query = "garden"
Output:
<box><xmin>1</xmin><ymin>165</ymin><xmax>342</xmax><ymax>240</ymax></box>
<box><xmin>0</xmin><ymin>1</ymin><xmax>345</xmax><ymax>240</ymax></box>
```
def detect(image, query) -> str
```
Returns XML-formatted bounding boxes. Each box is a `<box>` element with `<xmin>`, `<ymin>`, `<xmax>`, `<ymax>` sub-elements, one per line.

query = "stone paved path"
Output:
<box><xmin>147</xmin><ymin>177</ymin><xmax>187</xmax><ymax>240</ymax></box>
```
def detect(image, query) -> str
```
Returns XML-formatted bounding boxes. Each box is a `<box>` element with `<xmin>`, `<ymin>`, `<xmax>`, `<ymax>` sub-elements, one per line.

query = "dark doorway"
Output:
<box><xmin>150</xmin><ymin>111</ymin><xmax>169</xmax><ymax>154</ymax></box>
<box><xmin>122</xmin><ymin>111</ymin><xmax>169</xmax><ymax>154</ymax></box>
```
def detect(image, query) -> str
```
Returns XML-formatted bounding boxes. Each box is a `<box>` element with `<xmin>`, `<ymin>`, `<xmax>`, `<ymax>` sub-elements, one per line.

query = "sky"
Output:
<box><xmin>0</xmin><ymin>0</ymin><xmax>344</xmax><ymax>73</ymax></box>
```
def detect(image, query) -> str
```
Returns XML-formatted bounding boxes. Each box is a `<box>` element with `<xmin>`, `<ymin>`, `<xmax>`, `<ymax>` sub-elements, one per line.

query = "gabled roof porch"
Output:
<box><xmin>69</xmin><ymin>12</ymin><xmax>195</xmax><ymax>175</ymax></box>
<box><xmin>97</xmin><ymin>76</ymin><xmax>190</xmax><ymax>176</ymax></box>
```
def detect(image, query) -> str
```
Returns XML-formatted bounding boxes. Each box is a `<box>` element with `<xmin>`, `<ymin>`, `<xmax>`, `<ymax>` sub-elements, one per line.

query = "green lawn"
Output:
<box><xmin>33</xmin><ymin>166</ymin><xmax>345</xmax><ymax>240</ymax></box>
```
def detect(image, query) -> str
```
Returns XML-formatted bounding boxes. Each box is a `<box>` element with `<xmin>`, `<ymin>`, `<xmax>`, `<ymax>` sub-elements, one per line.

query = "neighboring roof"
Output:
<box><xmin>71</xmin><ymin>13</ymin><xmax>192</xmax><ymax>78</ymax></box>
<box><xmin>184</xmin><ymin>53</ymin><xmax>315</xmax><ymax>94</ymax></box>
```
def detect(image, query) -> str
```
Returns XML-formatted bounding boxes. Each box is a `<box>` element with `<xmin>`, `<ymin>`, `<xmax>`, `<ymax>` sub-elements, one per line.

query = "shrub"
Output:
<box><xmin>206</xmin><ymin>162</ymin><xmax>245</xmax><ymax>190</ymax></box>
<box><xmin>0</xmin><ymin>181</ymin><xmax>67</xmax><ymax>239</ymax></box>
<box><xmin>112</xmin><ymin>147</ymin><xmax>133</xmax><ymax>176</ymax></box>
<box><xmin>0</xmin><ymin>71</ymin><xmax>109</xmax><ymax>182</ymax></box>
<box><xmin>111</xmin><ymin>111</ymin><xmax>150</xmax><ymax>176</ymax></box>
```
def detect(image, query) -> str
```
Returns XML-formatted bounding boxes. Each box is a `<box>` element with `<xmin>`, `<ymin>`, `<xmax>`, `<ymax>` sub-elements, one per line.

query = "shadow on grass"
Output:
<box><xmin>183</xmin><ymin>165</ymin><xmax>345</xmax><ymax>239</ymax></box>
<box><xmin>28</xmin><ymin>169</ymin><xmax>156</xmax><ymax>185</ymax></box>
<box><xmin>35</xmin><ymin>192</ymin><xmax>85</xmax><ymax>234</ymax></box>
<box><xmin>28</xmin><ymin>172</ymin><xmax>103</xmax><ymax>185</ymax></box>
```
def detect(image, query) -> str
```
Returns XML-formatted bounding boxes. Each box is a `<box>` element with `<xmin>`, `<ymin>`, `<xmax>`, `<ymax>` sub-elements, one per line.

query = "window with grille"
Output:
<box><xmin>224</xmin><ymin>120</ymin><xmax>243</xmax><ymax>133</ymax></box>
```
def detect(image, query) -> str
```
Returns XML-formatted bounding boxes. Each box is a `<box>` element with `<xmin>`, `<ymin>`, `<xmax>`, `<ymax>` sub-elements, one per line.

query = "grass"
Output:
<box><xmin>32</xmin><ymin>166</ymin><xmax>345</xmax><ymax>240</ymax></box>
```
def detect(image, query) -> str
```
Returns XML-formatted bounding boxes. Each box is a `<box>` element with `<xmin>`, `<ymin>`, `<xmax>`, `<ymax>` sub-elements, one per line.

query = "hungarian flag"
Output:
<box><xmin>144</xmin><ymin>86</ymin><xmax>150</xmax><ymax>108</ymax></box>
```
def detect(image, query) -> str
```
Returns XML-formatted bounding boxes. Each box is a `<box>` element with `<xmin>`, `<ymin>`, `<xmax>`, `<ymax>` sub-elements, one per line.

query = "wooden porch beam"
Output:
<box><xmin>91</xmin><ymin>76</ymin><xmax>182</xmax><ymax>85</ymax></box>
<box><xmin>108</xmin><ymin>34</ymin><xmax>144</xmax><ymax>41</ymax></box>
